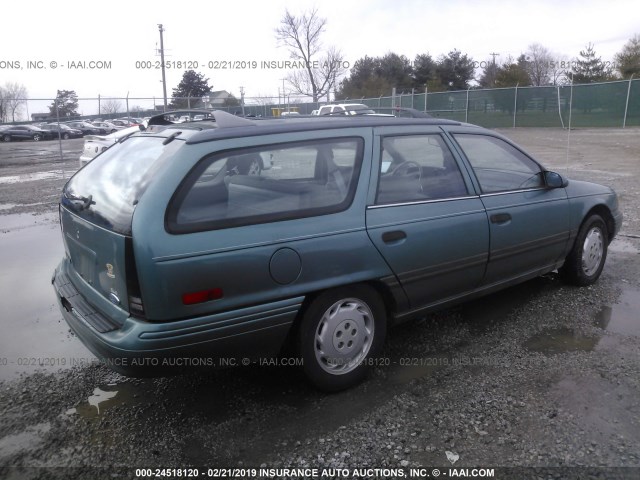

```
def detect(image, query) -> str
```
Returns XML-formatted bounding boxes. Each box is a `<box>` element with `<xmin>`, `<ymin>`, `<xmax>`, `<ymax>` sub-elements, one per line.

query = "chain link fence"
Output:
<box><xmin>3</xmin><ymin>79</ymin><xmax>639</xmax><ymax>128</ymax></box>
<box><xmin>358</xmin><ymin>79</ymin><xmax>640</xmax><ymax>128</ymax></box>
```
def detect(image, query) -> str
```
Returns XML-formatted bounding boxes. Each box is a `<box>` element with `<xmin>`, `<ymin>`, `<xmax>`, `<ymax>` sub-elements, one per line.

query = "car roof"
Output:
<box><xmin>135</xmin><ymin>109</ymin><xmax>475</xmax><ymax>146</ymax></box>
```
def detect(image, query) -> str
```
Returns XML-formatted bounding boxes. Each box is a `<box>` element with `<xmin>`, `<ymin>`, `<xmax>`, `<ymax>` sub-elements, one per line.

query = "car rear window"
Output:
<box><xmin>167</xmin><ymin>138</ymin><xmax>364</xmax><ymax>233</ymax></box>
<box><xmin>63</xmin><ymin>136</ymin><xmax>181</xmax><ymax>235</ymax></box>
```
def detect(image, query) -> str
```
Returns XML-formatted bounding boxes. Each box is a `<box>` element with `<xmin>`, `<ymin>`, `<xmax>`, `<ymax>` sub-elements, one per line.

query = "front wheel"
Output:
<box><xmin>63</xmin><ymin>133</ymin><xmax>70</xmax><ymax>140</ymax></box>
<box><xmin>559</xmin><ymin>214</ymin><xmax>608</xmax><ymax>286</ymax></box>
<box><xmin>2</xmin><ymin>134</ymin><xmax>10</xmax><ymax>142</ymax></box>
<box><xmin>299</xmin><ymin>285</ymin><xmax>386</xmax><ymax>391</ymax></box>
<box><xmin>32</xmin><ymin>134</ymin><xmax>42</xmax><ymax>141</ymax></box>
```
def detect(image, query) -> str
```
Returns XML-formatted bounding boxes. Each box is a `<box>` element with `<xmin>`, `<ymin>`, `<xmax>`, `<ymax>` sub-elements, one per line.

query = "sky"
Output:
<box><xmin>1</xmin><ymin>0</ymin><xmax>637</xmax><ymax>117</ymax></box>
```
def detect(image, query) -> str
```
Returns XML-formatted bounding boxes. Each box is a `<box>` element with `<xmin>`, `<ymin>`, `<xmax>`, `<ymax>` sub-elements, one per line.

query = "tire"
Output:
<box><xmin>559</xmin><ymin>214</ymin><xmax>608</xmax><ymax>286</ymax></box>
<box><xmin>110</xmin><ymin>129</ymin><xmax>117</xmax><ymax>133</ymax></box>
<box><xmin>298</xmin><ymin>285</ymin><xmax>386</xmax><ymax>391</ymax></box>
<box><xmin>33</xmin><ymin>134</ymin><xmax>42</xmax><ymax>141</ymax></box>
<box><xmin>63</xmin><ymin>133</ymin><xmax>70</xmax><ymax>140</ymax></box>
<box><xmin>238</xmin><ymin>157</ymin><xmax>263</xmax><ymax>175</ymax></box>
<box><xmin>2</xmin><ymin>134</ymin><xmax>10</xmax><ymax>142</ymax></box>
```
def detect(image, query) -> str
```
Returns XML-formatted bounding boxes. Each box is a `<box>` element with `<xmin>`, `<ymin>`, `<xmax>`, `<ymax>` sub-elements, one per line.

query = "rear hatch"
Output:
<box><xmin>61</xmin><ymin>134</ymin><xmax>182</xmax><ymax>318</ymax></box>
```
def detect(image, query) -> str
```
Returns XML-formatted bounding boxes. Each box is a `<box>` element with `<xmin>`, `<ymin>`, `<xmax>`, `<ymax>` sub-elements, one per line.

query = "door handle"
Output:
<box><xmin>490</xmin><ymin>213</ymin><xmax>511</xmax><ymax>224</ymax></box>
<box><xmin>382</xmin><ymin>230</ymin><xmax>407</xmax><ymax>244</ymax></box>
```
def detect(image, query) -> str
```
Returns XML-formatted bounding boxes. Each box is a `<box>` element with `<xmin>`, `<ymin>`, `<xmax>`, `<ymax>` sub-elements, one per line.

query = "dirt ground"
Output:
<box><xmin>0</xmin><ymin>128</ymin><xmax>639</xmax><ymax>479</ymax></box>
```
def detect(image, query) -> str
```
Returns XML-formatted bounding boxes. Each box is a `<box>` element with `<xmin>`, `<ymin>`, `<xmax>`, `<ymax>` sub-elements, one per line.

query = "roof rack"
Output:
<box><xmin>147</xmin><ymin>109</ymin><xmax>257</xmax><ymax>129</ymax></box>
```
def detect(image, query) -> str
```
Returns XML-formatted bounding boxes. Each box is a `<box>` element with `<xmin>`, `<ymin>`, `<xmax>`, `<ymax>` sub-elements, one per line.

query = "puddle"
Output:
<box><xmin>609</xmin><ymin>237</ymin><xmax>640</xmax><ymax>255</ymax></box>
<box><xmin>0</xmin><ymin>219</ymin><xmax>88</xmax><ymax>381</ymax></box>
<box><xmin>0</xmin><ymin>211</ymin><xmax>59</xmax><ymax>231</ymax></box>
<box><xmin>523</xmin><ymin>327</ymin><xmax>599</xmax><ymax>354</ymax></box>
<box><xmin>0</xmin><ymin>422</ymin><xmax>51</xmax><ymax>460</ymax></box>
<box><xmin>73</xmin><ymin>379</ymin><xmax>233</xmax><ymax>421</ymax></box>
<box><xmin>595</xmin><ymin>287</ymin><xmax>640</xmax><ymax>336</ymax></box>
<box><xmin>0</xmin><ymin>171</ymin><xmax>65</xmax><ymax>185</ymax></box>
<box><xmin>75</xmin><ymin>385</ymin><xmax>121</xmax><ymax>418</ymax></box>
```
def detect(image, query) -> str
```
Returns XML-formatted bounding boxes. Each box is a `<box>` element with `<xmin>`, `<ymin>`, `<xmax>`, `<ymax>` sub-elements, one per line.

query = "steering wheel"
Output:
<box><xmin>390</xmin><ymin>161</ymin><xmax>421</xmax><ymax>176</ymax></box>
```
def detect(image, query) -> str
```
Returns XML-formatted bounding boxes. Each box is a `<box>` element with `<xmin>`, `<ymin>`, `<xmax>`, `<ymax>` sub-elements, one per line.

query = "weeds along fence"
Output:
<box><xmin>7</xmin><ymin>78</ymin><xmax>640</xmax><ymax>128</ymax></box>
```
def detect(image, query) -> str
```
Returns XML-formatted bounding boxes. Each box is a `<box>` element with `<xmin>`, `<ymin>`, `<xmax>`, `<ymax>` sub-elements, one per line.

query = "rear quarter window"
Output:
<box><xmin>167</xmin><ymin>137</ymin><xmax>364</xmax><ymax>233</ymax></box>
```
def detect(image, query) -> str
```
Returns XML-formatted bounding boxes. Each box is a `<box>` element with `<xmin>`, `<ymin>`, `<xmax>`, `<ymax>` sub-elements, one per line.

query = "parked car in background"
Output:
<box><xmin>40</xmin><ymin>123</ymin><xmax>84</xmax><ymax>139</ymax></box>
<box><xmin>317</xmin><ymin>103</ymin><xmax>392</xmax><ymax>116</ymax></box>
<box><xmin>1</xmin><ymin>125</ymin><xmax>53</xmax><ymax>142</ymax></box>
<box><xmin>118</xmin><ymin>117</ymin><xmax>143</xmax><ymax>126</ymax></box>
<box><xmin>53</xmin><ymin>111</ymin><xmax>622</xmax><ymax>391</ymax></box>
<box><xmin>109</xmin><ymin>119</ymin><xmax>131</xmax><ymax>128</ymax></box>
<box><xmin>65</xmin><ymin>121</ymin><xmax>107</xmax><ymax>135</ymax></box>
<box><xmin>78</xmin><ymin>125</ymin><xmax>141</xmax><ymax>166</ymax></box>
<box><xmin>92</xmin><ymin>121</ymin><xmax>123</xmax><ymax>133</ymax></box>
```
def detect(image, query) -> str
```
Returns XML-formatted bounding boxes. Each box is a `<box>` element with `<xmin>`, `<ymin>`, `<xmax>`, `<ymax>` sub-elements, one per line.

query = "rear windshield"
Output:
<box><xmin>62</xmin><ymin>136</ymin><xmax>180</xmax><ymax>235</ymax></box>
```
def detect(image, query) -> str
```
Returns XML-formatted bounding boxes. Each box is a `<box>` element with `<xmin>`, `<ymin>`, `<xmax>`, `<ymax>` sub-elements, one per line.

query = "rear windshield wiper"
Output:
<box><xmin>64</xmin><ymin>192</ymin><xmax>95</xmax><ymax>210</ymax></box>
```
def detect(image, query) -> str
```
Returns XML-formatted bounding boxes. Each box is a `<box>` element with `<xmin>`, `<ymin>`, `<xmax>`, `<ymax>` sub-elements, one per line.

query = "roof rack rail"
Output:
<box><xmin>147</xmin><ymin>109</ymin><xmax>256</xmax><ymax>129</ymax></box>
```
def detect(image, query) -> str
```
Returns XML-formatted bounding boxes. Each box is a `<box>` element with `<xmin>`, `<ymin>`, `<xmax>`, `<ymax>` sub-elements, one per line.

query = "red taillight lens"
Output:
<box><xmin>182</xmin><ymin>288</ymin><xmax>224</xmax><ymax>305</ymax></box>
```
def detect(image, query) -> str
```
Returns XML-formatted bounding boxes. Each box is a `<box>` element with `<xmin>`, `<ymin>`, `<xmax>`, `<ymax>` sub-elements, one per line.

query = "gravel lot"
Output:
<box><xmin>0</xmin><ymin>129</ymin><xmax>639</xmax><ymax>479</ymax></box>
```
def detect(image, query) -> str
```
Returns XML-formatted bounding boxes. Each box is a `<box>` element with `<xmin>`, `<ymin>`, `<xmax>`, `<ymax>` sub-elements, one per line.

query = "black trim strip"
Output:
<box><xmin>396</xmin><ymin>252</ymin><xmax>488</xmax><ymax>285</ymax></box>
<box><xmin>490</xmin><ymin>231</ymin><xmax>569</xmax><ymax>262</ymax></box>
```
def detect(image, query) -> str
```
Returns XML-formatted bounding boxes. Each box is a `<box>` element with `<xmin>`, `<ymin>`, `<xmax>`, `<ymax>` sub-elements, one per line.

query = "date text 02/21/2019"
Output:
<box><xmin>134</xmin><ymin>60</ymin><xmax>351</xmax><ymax>70</ymax></box>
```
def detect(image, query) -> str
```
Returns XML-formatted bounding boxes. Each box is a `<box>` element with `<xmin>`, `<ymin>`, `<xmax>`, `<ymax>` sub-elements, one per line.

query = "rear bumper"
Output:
<box><xmin>52</xmin><ymin>260</ymin><xmax>302</xmax><ymax>376</ymax></box>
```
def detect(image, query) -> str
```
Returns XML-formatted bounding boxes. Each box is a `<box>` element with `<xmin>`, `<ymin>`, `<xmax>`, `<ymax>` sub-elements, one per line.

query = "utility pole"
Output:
<box><xmin>158</xmin><ymin>24</ymin><xmax>168</xmax><ymax>111</ymax></box>
<box><xmin>489</xmin><ymin>52</ymin><xmax>500</xmax><ymax>87</ymax></box>
<box><xmin>239</xmin><ymin>86</ymin><xmax>245</xmax><ymax>116</ymax></box>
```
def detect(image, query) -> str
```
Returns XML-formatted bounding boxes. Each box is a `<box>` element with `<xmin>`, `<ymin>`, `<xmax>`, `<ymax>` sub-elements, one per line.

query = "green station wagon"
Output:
<box><xmin>52</xmin><ymin>112</ymin><xmax>622</xmax><ymax>391</ymax></box>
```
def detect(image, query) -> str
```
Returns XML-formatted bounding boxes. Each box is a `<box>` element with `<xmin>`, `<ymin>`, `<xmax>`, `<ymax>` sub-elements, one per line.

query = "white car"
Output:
<box><xmin>79</xmin><ymin>126</ymin><xmax>141</xmax><ymax>166</ymax></box>
<box><xmin>92</xmin><ymin>121</ymin><xmax>125</xmax><ymax>133</ymax></box>
<box><xmin>317</xmin><ymin>103</ymin><xmax>392</xmax><ymax>116</ymax></box>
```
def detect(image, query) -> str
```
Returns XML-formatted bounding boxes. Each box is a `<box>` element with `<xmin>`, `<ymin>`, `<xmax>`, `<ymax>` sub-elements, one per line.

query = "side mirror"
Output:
<box><xmin>544</xmin><ymin>171</ymin><xmax>568</xmax><ymax>189</ymax></box>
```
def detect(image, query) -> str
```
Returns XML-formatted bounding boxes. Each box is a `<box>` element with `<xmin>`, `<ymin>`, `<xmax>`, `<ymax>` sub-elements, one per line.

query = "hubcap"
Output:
<box><xmin>582</xmin><ymin>227</ymin><xmax>604</xmax><ymax>276</ymax></box>
<box><xmin>314</xmin><ymin>298</ymin><xmax>374</xmax><ymax>375</ymax></box>
<box><xmin>248</xmin><ymin>159</ymin><xmax>261</xmax><ymax>175</ymax></box>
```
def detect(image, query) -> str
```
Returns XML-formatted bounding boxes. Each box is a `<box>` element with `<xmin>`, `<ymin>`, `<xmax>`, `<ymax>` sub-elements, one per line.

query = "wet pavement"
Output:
<box><xmin>0</xmin><ymin>213</ymin><xmax>88</xmax><ymax>381</ymax></box>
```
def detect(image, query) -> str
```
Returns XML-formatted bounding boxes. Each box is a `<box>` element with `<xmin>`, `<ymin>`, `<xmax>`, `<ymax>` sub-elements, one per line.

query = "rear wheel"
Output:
<box><xmin>2</xmin><ymin>134</ymin><xmax>10</xmax><ymax>142</ymax></box>
<box><xmin>299</xmin><ymin>285</ymin><xmax>386</xmax><ymax>391</ymax></box>
<box><xmin>559</xmin><ymin>214</ymin><xmax>608</xmax><ymax>286</ymax></box>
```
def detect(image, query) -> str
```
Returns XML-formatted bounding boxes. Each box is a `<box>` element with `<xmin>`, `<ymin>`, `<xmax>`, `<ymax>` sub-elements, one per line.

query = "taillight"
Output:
<box><xmin>125</xmin><ymin>237</ymin><xmax>145</xmax><ymax>318</ymax></box>
<box><xmin>182</xmin><ymin>288</ymin><xmax>224</xmax><ymax>305</ymax></box>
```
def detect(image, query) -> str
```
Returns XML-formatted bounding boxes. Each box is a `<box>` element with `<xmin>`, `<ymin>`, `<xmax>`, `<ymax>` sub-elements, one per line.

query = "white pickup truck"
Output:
<box><xmin>317</xmin><ymin>103</ymin><xmax>380</xmax><ymax>116</ymax></box>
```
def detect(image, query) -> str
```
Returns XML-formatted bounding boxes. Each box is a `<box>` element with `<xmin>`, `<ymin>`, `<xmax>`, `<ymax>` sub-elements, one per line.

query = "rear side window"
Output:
<box><xmin>167</xmin><ymin>138</ymin><xmax>364</xmax><ymax>233</ymax></box>
<box><xmin>454</xmin><ymin>134</ymin><xmax>544</xmax><ymax>193</ymax></box>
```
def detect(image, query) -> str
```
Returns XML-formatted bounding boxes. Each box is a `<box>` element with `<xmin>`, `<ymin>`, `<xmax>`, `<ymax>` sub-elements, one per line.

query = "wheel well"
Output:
<box><xmin>586</xmin><ymin>205</ymin><xmax>615</xmax><ymax>243</ymax></box>
<box><xmin>279</xmin><ymin>280</ymin><xmax>397</xmax><ymax>356</ymax></box>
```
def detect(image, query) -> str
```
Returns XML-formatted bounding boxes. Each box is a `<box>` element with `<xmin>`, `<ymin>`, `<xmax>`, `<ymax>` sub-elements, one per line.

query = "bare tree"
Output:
<box><xmin>275</xmin><ymin>8</ymin><xmax>348</xmax><ymax>101</ymax></box>
<box><xmin>524</xmin><ymin>43</ymin><xmax>554</xmax><ymax>86</ymax></box>
<box><xmin>4</xmin><ymin>82</ymin><xmax>28</xmax><ymax>122</ymax></box>
<box><xmin>0</xmin><ymin>86</ymin><xmax>6</xmax><ymax>122</ymax></box>
<box><xmin>101</xmin><ymin>99</ymin><xmax>123</xmax><ymax>115</ymax></box>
